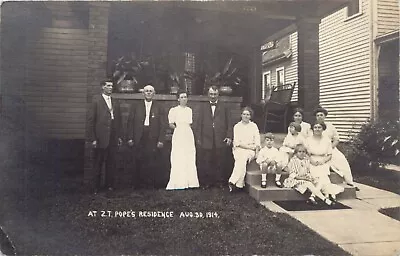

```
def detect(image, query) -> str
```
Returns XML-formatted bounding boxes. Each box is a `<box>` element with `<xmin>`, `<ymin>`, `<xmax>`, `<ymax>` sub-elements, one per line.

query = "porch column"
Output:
<box><xmin>249</xmin><ymin>47</ymin><xmax>262</xmax><ymax>105</ymax></box>
<box><xmin>84</xmin><ymin>2</ymin><xmax>110</xmax><ymax>186</ymax></box>
<box><xmin>297</xmin><ymin>18</ymin><xmax>320</xmax><ymax>122</ymax></box>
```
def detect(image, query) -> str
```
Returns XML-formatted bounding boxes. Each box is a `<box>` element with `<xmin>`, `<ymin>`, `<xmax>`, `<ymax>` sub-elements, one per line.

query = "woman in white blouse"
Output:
<box><xmin>228</xmin><ymin>107</ymin><xmax>261</xmax><ymax>192</ymax></box>
<box><xmin>288</xmin><ymin>108</ymin><xmax>311</xmax><ymax>138</ymax></box>
<box><xmin>166</xmin><ymin>91</ymin><xmax>199</xmax><ymax>190</ymax></box>
<box><xmin>314</xmin><ymin>107</ymin><xmax>359</xmax><ymax>191</ymax></box>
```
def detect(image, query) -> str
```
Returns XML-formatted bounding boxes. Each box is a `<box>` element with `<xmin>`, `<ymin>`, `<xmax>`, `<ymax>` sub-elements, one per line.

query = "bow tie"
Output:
<box><xmin>210</xmin><ymin>103</ymin><xmax>217</xmax><ymax>106</ymax></box>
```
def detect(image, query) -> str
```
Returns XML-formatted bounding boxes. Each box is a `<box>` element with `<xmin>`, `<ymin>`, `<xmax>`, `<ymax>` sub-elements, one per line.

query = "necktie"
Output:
<box><xmin>210</xmin><ymin>103</ymin><xmax>217</xmax><ymax>106</ymax></box>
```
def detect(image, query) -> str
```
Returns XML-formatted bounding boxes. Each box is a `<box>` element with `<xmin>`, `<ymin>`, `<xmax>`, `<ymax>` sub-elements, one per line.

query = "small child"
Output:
<box><xmin>280</xmin><ymin>122</ymin><xmax>306</xmax><ymax>167</ymax></box>
<box><xmin>256</xmin><ymin>133</ymin><xmax>283</xmax><ymax>188</ymax></box>
<box><xmin>283</xmin><ymin>144</ymin><xmax>333</xmax><ymax>205</ymax></box>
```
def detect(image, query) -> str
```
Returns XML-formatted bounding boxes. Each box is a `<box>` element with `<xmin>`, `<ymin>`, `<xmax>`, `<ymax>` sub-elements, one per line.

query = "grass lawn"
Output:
<box><xmin>352</xmin><ymin>167</ymin><xmax>400</xmax><ymax>195</ymax></box>
<box><xmin>379</xmin><ymin>207</ymin><xmax>400</xmax><ymax>222</ymax></box>
<box><xmin>0</xmin><ymin>162</ymin><xmax>351</xmax><ymax>255</ymax></box>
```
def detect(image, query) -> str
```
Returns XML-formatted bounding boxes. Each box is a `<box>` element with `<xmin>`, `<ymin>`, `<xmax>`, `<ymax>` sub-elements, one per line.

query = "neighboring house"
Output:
<box><xmin>262</xmin><ymin>0</ymin><xmax>399</xmax><ymax>139</ymax></box>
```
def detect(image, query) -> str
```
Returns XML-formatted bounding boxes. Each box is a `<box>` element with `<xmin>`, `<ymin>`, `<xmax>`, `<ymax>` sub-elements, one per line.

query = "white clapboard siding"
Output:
<box><xmin>25</xmin><ymin>28</ymin><xmax>88</xmax><ymax>139</ymax></box>
<box><xmin>377</xmin><ymin>0</ymin><xmax>400</xmax><ymax>37</ymax></box>
<box><xmin>319</xmin><ymin>0</ymin><xmax>371</xmax><ymax>141</ymax></box>
<box><xmin>261</xmin><ymin>32</ymin><xmax>298</xmax><ymax>102</ymax></box>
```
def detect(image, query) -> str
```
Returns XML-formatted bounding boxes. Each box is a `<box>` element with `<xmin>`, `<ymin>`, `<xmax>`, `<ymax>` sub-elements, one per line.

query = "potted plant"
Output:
<box><xmin>204</xmin><ymin>57</ymin><xmax>242</xmax><ymax>95</ymax></box>
<box><xmin>111</xmin><ymin>52</ymin><xmax>150</xmax><ymax>93</ymax></box>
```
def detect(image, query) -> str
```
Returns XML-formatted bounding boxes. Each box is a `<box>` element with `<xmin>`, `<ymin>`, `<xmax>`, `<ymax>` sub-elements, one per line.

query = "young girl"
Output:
<box><xmin>256</xmin><ymin>133</ymin><xmax>284</xmax><ymax>188</ymax></box>
<box><xmin>280</xmin><ymin>122</ymin><xmax>306</xmax><ymax>167</ymax></box>
<box><xmin>283</xmin><ymin>144</ymin><xmax>333</xmax><ymax>205</ymax></box>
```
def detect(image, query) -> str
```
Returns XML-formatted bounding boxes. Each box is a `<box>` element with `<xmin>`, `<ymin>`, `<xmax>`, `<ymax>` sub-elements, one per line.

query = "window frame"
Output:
<box><xmin>262</xmin><ymin>70</ymin><xmax>271</xmax><ymax>100</ymax></box>
<box><xmin>276</xmin><ymin>66</ymin><xmax>285</xmax><ymax>86</ymax></box>
<box><xmin>346</xmin><ymin>0</ymin><xmax>362</xmax><ymax>19</ymax></box>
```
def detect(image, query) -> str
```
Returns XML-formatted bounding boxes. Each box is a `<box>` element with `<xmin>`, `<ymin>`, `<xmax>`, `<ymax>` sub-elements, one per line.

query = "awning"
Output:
<box><xmin>262</xmin><ymin>34</ymin><xmax>292</xmax><ymax>66</ymax></box>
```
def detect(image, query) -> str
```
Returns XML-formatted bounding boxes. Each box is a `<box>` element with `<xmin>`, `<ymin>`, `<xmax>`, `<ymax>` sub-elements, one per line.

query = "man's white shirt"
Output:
<box><xmin>144</xmin><ymin>100</ymin><xmax>153</xmax><ymax>126</ymax></box>
<box><xmin>102</xmin><ymin>94</ymin><xmax>114</xmax><ymax>119</ymax></box>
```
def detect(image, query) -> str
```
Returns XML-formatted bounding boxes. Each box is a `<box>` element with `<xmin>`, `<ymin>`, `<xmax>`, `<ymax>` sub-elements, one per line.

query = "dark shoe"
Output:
<box><xmin>261</xmin><ymin>180</ymin><xmax>267</xmax><ymax>189</ymax></box>
<box><xmin>355</xmin><ymin>186</ymin><xmax>360</xmax><ymax>191</ymax></box>
<box><xmin>329</xmin><ymin>195</ymin><xmax>337</xmax><ymax>204</ymax></box>
<box><xmin>275</xmin><ymin>180</ymin><xmax>282</xmax><ymax>188</ymax></box>
<box><xmin>228</xmin><ymin>182</ymin><xmax>235</xmax><ymax>192</ymax></box>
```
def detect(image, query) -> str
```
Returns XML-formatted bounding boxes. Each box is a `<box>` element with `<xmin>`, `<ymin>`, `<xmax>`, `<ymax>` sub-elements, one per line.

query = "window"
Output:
<box><xmin>347</xmin><ymin>0</ymin><xmax>361</xmax><ymax>17</ymax></box>
<box><xmin>184</xmin><ymin>52</ymin><xmax>195</xmax><ymax>94</ymax></box>
<box><xmin>276</xmin><ymin>67</ymin><xmax>285</xmax><ymax>86</ymax></box>
<box><xmin>262</xmin><ymin>71</ymin><xmax>271</xmax><ymax>100</ymax></box>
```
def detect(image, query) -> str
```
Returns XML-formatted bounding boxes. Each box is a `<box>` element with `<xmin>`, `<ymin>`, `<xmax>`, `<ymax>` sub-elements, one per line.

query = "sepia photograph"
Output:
<box><xmin>0</xmin><ymin>0</ymin><xmax>399</xmax><ymax>255</ymax></box>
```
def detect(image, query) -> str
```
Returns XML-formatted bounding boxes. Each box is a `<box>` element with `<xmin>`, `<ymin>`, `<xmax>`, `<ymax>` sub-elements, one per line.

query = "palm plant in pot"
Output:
<box><xmin>111</xmin><ymin>52</ymin><xmax>150</xmax><ymax>93</ymax></box>
<box><xmin>204</xmin><ymin>57</ymin><xmax>242</xmax><ymax>95</ymax></box>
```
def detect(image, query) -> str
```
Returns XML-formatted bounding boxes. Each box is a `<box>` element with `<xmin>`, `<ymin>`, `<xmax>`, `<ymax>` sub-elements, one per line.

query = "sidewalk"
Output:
<box><xmin>263</xmin><ymin>182</ymin><xmax>400</xmax><ymax>256</ymax></box>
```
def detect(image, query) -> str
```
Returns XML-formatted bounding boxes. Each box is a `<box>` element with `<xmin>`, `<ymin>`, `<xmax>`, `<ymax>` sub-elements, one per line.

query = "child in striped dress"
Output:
<box><xmin>283</xmin><ymin>144</ymin><xmax>333</xmax><ymax>205</ymax></box>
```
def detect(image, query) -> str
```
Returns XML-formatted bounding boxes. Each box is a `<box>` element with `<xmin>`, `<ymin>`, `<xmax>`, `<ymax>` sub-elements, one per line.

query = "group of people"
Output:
<box><xmin>88</xmin><ymin>81</ymin><xmax>233</xmax><ymax>193</ymax></box>
<box><xmin>88</xmin><ymin>80</ymin><xmax>358</xmax><ymax>204</ymax></box>
<box><xmin>231</xmin><ymin>106</ymin><xmax>359</xmax><ymax>205</ymax></box>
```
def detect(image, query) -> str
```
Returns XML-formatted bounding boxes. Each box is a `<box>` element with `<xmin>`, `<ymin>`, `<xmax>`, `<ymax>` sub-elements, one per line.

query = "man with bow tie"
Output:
<box><xmin>127</xmin><ymin>84</ymin><xmax>167</xmax><ymax>189</ymax></box>
<box><xmin>87</xmin><ymin>80</ymin><xmax>122</xmax><ymax>194</ymax></box>
<box><xmin>194</xmin><ymin>85</ymin><xmax>233</xmax><ymax>188</ymax></box>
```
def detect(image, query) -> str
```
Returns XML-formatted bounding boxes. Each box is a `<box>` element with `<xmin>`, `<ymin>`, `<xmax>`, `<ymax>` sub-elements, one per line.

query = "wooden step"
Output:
<box><xmin>247</xmin><ymin>184</ymin><xmax>356</xmax><ymax>202</ymax></box>
<box><xmin>246</xmin><ymin>170</ymin><xmax>346</xmax><ymax>186</ymax></box>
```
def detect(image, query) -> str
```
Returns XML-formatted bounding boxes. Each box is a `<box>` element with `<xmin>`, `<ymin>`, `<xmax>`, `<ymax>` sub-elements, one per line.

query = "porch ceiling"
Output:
<box><xmin>111</xmin><ymin>0</ymin><xmax>349</xmax><ymax>51</ymax></box>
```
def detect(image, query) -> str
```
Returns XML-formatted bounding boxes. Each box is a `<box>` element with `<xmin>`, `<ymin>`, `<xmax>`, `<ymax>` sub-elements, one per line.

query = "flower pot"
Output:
<box><xmin>170</xmin><ymin>86</ymin><xmax>180</xmax><ymax>94</ymax></box>
<box><xmin>118</xmin><ymin>80</ymin><xmax>136</xmax><ymax>93</ymax></box>
<box><xmin>219</xmin><ymin>85</ymin><xmax>233</xmax><ymax>96</ymax></box>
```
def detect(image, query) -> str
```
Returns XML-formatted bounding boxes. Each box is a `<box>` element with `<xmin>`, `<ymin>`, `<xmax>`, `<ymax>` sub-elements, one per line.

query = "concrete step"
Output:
<box><xmin>247</xmin><ymin>184</ymin><xmax>356</xmax><ymax>202</ymax></box>
<box><xmin>246</xmin><ymin>170</ymin><xmax>346</xmax><ymax>186</ymax></box>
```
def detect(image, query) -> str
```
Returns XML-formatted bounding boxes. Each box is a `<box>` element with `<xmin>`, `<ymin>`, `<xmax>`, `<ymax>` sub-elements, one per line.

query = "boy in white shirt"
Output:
<box><xmin>256</xmin><ymin>133</ymin><xmax>284</xmax><ymax>188</ymax></box>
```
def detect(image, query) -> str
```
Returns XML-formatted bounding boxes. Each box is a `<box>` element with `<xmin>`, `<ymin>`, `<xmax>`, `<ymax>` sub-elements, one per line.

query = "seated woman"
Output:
<box><xmin>280</xmin><ymin>122</ymin><xmax>306</xmax><ymax>167</ymax></box>
<box><xmin>288</xmin><ymin>108</ymin><xmax>311</xmax><ymax>138</ymax></box>
<box><xmin>314</xmin><ymin>107</ymin><xmax>359</xmax><ymax>190</ymax></box>
<box><xmin>283</xmin><ymin>144</ymin><xmax>333</xmax><ymax>205</ymax></box>
<box><xmin>306</xmin><ymin>122</ymin><xmax>344</xmax><ymax>202</ymax></box>
<box><xmin>228</xmin><ymin>107</ymin><xmax>261</xmax><ymax>192</ymax></box>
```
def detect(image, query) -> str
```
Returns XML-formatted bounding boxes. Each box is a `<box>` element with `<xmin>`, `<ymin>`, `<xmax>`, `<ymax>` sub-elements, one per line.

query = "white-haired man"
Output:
<box><xmin>127</xmin><ymin>85</ymin><xmax>167</xmax><ymax>189</ymax></box>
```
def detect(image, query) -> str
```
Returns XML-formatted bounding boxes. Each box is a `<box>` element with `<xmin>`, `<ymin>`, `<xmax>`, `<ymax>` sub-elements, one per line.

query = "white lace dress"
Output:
<box><xmin>166</xmin><ymin>106</ymin><xmax>199</xmax><ymax>190</ymax></box>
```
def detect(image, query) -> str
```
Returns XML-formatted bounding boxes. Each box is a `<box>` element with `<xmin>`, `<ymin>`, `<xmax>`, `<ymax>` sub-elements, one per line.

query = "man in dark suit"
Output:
<box><xmin>87</xmin><ymin>80</ymin><xmax>122</xmax><ymax>193</ymax></box>
<box><xmin>194</xmin><ymin>85</ymin><xmax>233</xmax><ymax>188</ymax></box>
<box><xmin>127</xmin><ymin>84</ymin><xmax>167</xmax><ymax>189</ymax></box>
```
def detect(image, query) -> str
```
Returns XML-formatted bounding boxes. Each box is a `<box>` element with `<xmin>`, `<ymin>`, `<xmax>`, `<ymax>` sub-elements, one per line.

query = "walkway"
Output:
<box><xmin>263</xmin><ymin>182</ymin><xmax>400</xmax><ymax>256</ymax></box>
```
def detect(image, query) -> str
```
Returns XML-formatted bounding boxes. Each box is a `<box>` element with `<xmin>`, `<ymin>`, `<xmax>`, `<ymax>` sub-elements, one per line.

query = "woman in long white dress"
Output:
<box><xmin>306</xmin><ymin>122</ymin><xmax>344</xmax><ymax>202</ymax></box>
<box><xmin>314</xmin><ymin>107</ymin><xmax>359</xmax><ymax>190</ymax></box>
<box><xmin>166</xmin><ymin>91</ymin><xmax>199</xmax><ymax>190</ymax></box>
<box><xmin>228</xmin><ymin>107</ymin><xmax>261</xmax><ymax>191</ymax></box>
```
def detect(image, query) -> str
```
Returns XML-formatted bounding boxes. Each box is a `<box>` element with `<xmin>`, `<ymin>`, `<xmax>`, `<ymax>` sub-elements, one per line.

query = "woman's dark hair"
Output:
<box><xmin>176</xmin><ymin>89</ymin><xmax>188</xmax><ymax>99</ymax></box>
<box><xmin>313</xmin><ymin>106</ymin><xmax>328</xmax><ymax>117</ymax></box>
<box><xmin>241</xmin><ymin>106</ymin><xmax>254</xmax><ymax>118</ymax></box>
<box><xmin>289</xmin><ymin>122</ymin><xmax>302</xmax><ymax>132</ymax></box>
<box><xmin>311</xmin><ymin>121</ymin><xmax>327</xmax><ymax>131</ymax></box>
<box><xmin>292</xmin><ymin>108</ymin><xmax>304</xmax><ymax>118</ymax></box>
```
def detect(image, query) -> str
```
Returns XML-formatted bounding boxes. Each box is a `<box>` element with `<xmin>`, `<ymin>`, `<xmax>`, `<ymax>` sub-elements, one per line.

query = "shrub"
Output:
<box><xmin>344</xmin><ymin>120</ymin><xmax>400</xmax><ymax>170</ymax></box>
